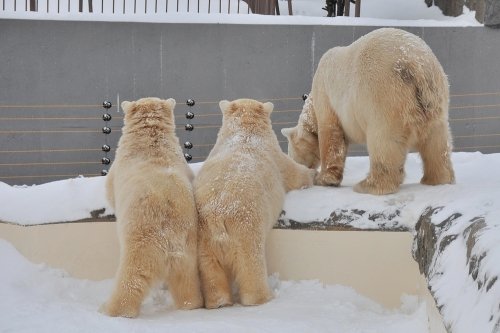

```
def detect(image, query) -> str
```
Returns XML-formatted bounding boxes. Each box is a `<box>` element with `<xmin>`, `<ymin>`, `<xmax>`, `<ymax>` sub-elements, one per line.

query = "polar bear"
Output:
<box><xmin>101</xmin><ymin>97</ymin><xmax>203</xmax><ymax>317</ymax></box>
<box><xmin>194</xmin><ymin>99</ymin><xmax>315</xmax><ymax>309</ymax></box>
<box><xmin>281</xmin><ymin>28</ymin><xmax>455</xmax><ymax>195</ymax></box>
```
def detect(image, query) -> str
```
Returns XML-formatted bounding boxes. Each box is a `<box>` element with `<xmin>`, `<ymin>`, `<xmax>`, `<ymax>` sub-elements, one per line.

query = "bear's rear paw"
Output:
<box><xmin>177</xmin><ymin>296</ymin><xmax>204</xmax><ymax>310</ymax></box>
<box><xmin>353</xmin><ymin>179</ymin><xmax>398</xmax><ymax>195</ymax></box>
<box><xmin>420</xmin><ymin>174</ymin><xmax>455</xmax><ymax>186</ymax></box>
<box><xmin>99</xmin><ymin>301</ymin><xmax>140</xmax><ymax>318</ymax></box>
<box><xmin>204</xmin><ymin>293</ymin><xmax>233</xmax><ymax>309</ymax></box>
<box><xmin>314</xmin><ymin>171</ymin><xmax>341</xmax><ymax>187</ymax></box>
<box><xmin>240</xmin><ymin>289</ymin><xmax>273</xmax><ymax>306</ymax></box>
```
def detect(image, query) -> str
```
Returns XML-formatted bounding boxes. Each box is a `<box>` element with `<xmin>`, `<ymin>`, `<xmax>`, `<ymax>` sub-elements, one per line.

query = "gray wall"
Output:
<box><xmin>1</xmin><ymin>20</ymin><xmax>499</xmax><ymax>185</ymax></box>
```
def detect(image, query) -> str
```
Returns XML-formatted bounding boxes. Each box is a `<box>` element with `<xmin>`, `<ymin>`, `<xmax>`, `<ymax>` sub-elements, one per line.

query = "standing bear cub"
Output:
<box><xmin>194</xmin><ymin>99</ymin><xmax>315</xmax><ymax>309</ymax></box>
<box><xmin>101</xmin><ymin>97</ymin><xmax>203</xmax><ymax>317</ymax></box>
<box><xmin>282</xmin><ymin>28</ymin><xmax>455</xmax><ymax>195</ymax></box>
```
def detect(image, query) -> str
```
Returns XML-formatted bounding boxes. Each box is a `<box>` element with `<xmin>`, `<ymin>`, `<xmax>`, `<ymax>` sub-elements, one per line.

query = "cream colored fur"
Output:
<box><xmin>194</xmin><ymin>99</ymin><xmax>315</xmax><ymax>309</ymax></box>
<box><xmin>282</xmin><ymin>28</ymin><xmax>455</xmax><ymax>195</ymax></box>
<box><xmin>101</xmin><ymin>97</ymin><xmax>202</xmax><ymax>317</ymax></box>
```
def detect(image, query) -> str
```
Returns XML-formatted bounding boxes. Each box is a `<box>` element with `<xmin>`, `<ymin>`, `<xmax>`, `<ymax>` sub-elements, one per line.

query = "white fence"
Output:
<box><xmin>1</xmin><ymin>0</ymin><xmax>251</xmax><ymax>14</ymax></box>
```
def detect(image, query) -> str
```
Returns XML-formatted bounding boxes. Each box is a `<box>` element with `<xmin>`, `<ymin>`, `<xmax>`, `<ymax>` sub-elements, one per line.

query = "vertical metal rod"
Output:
<box><xmin>355</xmin><ymin>0</ymin><xmax>360</xmax><ymax>17</ymax></box>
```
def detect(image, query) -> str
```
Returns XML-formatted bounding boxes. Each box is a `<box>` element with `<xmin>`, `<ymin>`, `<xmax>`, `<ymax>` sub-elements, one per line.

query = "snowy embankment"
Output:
<box><xmin>1</xmin><ymin>152</ymin><xmax>500</xmax><ymax>332</ymax></box>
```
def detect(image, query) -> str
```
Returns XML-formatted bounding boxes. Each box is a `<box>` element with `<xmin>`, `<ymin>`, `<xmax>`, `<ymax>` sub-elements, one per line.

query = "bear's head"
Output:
<box><xmin>121</xmin><ymin>97</ymin><xmax>176</xmax><ymax>132</ymax></box>
<box><xmin>218</xmin><ymin>98</ymin><xmax>274</xmax><ymax>132</ymax></box>
<box><xmin>281</xmin><ymin>95</ymin><xmax>320</xmax><ymax>169</ymax></box>
<box><xmin>281</xmin><ymin>126</ymin><xmax>320</xmax><ymax>169</ymax></box>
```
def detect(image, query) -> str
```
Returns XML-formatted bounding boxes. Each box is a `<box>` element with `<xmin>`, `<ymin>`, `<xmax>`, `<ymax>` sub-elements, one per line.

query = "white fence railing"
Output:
<box><xmin>1</xmin><ymin>0</ymin><xmax>252</xmax><ymax>14</ymax></box>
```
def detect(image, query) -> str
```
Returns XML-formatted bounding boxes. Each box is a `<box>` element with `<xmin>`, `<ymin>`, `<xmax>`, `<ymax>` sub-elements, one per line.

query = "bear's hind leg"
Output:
<box><xmin>234</xmin><ymin>239</ymin><xmax>272</xmax><ymax>306</ymax></box>
<box><xmin>198</xmin><ymin>244</ymin><xmax>233</xmax><ymax>309</ymax></box>
<box><xmin>100</xmin><ymin>241</ymin><xmax>161</xmax><ymax>318</ymax></box>
<box><xmin>417</xmin><ymin>121</ymin><xmax>455</xmax><ymax>185</ymax></box>
<box><xmin>354</xmin><ymin>131</ymin><xmax>407</xmax><ymax>195</ymax></box>
<box><xmin>165</xmin><ymin>250</ymin><xmax>204</xmax><ymax>310</ymax></box>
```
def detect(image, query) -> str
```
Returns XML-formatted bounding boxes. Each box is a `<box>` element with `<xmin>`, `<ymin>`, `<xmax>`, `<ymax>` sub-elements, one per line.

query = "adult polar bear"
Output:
<box><xmin>282</xmin><ymin>28</ymin><xmax>455</xmax><ymax>195</ymax></box>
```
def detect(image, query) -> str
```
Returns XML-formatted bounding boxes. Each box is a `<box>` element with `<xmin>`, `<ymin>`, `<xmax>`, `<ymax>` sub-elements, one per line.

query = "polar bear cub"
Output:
<box><xmin>282</xmin><ymin>28</ymin><xmax>455</xmax><ymax>195</ymax></box>
<box><xmin>101</xmin><ymin>97</ymin><xmax>203</xmax><ymax>317</ymax></box>
<box><xmin>194</xmin><ymin>99</ymin><xmax>315</xmax><ymax>309</ymax></box>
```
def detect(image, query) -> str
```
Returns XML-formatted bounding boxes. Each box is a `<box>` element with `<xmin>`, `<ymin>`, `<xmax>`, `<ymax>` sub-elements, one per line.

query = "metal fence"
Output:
<box><xmin>1</xmin><ymin>0</ymin><xmax>254</xmax><ymax>14</ymax></box>
<box><xmin>1</xmin><ymin>90</ymin><xmax>500</xmax><ymax>185</ymax></box>
<box><xmin>0</xmin><ymin>96</ymin><xmax>307</xmax><ymax>184</ymax></box>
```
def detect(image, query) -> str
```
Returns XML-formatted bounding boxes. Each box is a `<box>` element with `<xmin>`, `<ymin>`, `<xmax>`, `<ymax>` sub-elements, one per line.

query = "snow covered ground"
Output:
<box><xmin>0</xmin><ymin>239</ymin><xmax>428</xmax><ymax>333</ymax></box>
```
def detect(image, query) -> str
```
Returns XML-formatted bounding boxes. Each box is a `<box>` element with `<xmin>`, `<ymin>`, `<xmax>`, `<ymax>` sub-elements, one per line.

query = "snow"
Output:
<box><xmin>0</xmin><ymin>176</ymin><xmax>109</xmax><ymax>225</ymax></box>
<box><xmin>0</xmin><ymin>0</ymin><xmax>483</xmax><ymax>26</ymax></box>
<box><xmin>0</xmin><ymin>239</ymin><xmax>429</xmax><ymax>333</ymax></box>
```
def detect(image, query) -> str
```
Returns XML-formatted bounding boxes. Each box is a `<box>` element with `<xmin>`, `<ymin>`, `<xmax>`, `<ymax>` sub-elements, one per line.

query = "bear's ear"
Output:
<box><xmin>263</xmin><ymin>102</ymin><xmax>274</xmax><ymax>114</ymax></box>
<box><xmin>281</xmin><ymin>127</ymin><xmax>295</xmax><ymax>138</ymax></box>
<box><xmin>219</xmin><ymin>100</ymin><xmax>230</xmax><ymax>114</ymax></box>
<box><xmin>121</xmin><ymin>101</ymin><xmax>134</xmax><ymax>114</ymax></box>
<box><xmin>162</xmin><ymin>98</ymin><xmax>176</xmax><ymax>118</ymax></box>
<box><xmin>165</xmin><ymin>98</ymin><xmax>176</xmax><ymax>109</ymax></box>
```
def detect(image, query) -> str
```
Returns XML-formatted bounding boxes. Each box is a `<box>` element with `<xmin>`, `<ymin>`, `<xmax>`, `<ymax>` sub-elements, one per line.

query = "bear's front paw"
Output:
<box><xmin>353</xmin><ymin>179</ymin><xmax>397</xmax><ymax>195</ymax></box>
<box><xmin>301</xmin><ymin>169</ymin><xmax>318</xmax><ymax>189</ymax></box>
<box><xmin>314</xmin><ymin>171</ymin><xmax>341</xmax><ymax>187</ymax></box>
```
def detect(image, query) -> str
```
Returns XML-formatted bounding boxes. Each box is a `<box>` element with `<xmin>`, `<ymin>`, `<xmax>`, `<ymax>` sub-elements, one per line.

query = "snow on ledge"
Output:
<box><xmin>1</xmin><ymin>152</ymin><xmax>499</xmax><ymax>231</ymax></box>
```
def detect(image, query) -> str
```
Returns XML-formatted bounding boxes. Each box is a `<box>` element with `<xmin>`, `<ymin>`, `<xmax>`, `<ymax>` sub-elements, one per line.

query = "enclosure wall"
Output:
<box><xmin>1</xmin><ymin>20</ymin><xmax>499</xmax><ymax>184</ymax></box>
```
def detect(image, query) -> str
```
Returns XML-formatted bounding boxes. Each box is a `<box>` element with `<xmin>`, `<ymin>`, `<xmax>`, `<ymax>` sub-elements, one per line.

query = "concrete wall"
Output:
<box><xmin>0</xmin><ymin>20</ymin><xmax>499</xmax><ymax>185</ymax></box>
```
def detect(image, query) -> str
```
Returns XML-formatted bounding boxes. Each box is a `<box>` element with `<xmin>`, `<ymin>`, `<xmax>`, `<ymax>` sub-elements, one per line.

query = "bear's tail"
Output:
<box><xmin>397</xmin><ymin>60</ymin><xmax>449</xmax><ymax>120</ymax></box>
